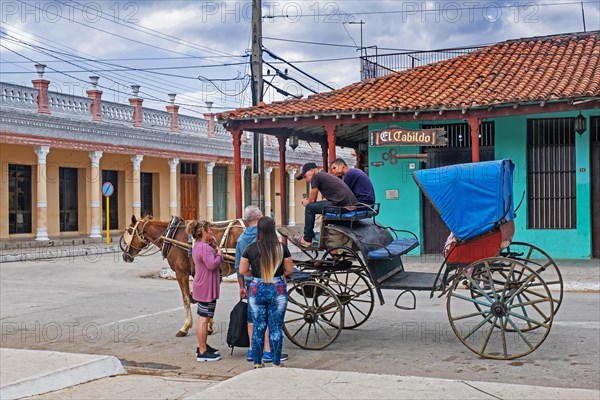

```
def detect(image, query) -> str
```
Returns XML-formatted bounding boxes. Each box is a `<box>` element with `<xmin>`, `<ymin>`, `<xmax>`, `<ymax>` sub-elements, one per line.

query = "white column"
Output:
<box><xmin>241</xmin><ymin>165</ymin><xmax>247</xmax><ymax>207</ymax></box>
<box><xmin>288</xmin><ymin>168</ymin><xmax>297</xmax><ymax>226</ymax></box>
<box><xmin>89</xmin><ymin>150</ymin><xmax>103</xmax><ymax>238</ymax></box>
<box><xmin>131</xmin><ymin>155</ymin><xmax>144</xmax><ymax>217</ymax></box>
<box><xmin>168</xmin><ymin>158</ymin><xmax>180</xmax><ymax>217</ymax></box>
<box><xmin>206</xmin><ymin>162</ymin><xmax>215</xmax><ymax>221</ymax></box>
<box><xmin>265</xmin><ymin>166</ymin><xmax>272</xmax><ymax>219</ymax></box>
<box><xmin>34</xmin><ymin>145</ymin><xmax>50</xmax><ymax>240</ymax></box>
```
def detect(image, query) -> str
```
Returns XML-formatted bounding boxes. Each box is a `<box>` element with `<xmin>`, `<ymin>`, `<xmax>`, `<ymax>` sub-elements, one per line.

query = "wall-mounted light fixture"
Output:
<box><xmin>575</xmin><ymin>112</ymin><xmax>587</xmax><ymax>136</ymax></box>
<box><xmin>289</xmin><ymin>133</ymin><xmax>299</xmax><ymax>150</ymax></box>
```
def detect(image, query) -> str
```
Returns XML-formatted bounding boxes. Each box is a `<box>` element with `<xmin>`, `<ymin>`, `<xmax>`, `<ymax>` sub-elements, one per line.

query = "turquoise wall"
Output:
<box><xmin>368</xmin><ymin>121</ymin><xmax>422</xmax><ymax>255</ymax></box>
<box><xmin>368</xmin><ymin>110</ymin><xmax>596</xmax><ymax>259</ymax></box>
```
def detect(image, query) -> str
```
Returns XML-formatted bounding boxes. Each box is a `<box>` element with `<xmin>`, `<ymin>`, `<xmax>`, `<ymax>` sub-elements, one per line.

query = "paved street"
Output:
<box><xmin>1</xmin><ymin>250</ymin><xmax>599</xmax><ymax>392</ymax></box>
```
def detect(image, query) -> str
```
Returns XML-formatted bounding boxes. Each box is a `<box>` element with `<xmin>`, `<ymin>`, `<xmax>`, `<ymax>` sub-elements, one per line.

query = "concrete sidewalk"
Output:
<box><xmin>5</xmin><ymin>352</ymin><xmax>598</xmax><ymax>400</ymax></box>
<box><xmin>189</xmin><ymin>367</ymin><xmax>600</xmax><ymax>400</ymax></box>
<box><xmin>0</xmin><ymin>348</ymin><xmax>124</xmax><ymax>400</ymax></box>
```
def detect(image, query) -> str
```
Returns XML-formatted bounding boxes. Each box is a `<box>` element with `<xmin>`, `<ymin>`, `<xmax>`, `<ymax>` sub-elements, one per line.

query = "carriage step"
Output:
<box><xmin>367</xmin><ymin>238</ymin><xmax>419</xmax><ymax>260</ymax></box>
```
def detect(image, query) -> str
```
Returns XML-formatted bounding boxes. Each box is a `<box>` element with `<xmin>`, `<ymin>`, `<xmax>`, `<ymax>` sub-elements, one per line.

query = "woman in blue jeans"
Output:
<box><xmin>239</xmin><ymin>216</ymin><xmax>294</xmax><ymax>368</ymax></box>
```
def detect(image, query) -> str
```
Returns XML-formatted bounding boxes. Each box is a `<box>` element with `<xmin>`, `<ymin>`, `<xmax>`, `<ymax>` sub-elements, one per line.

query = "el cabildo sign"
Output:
<box><xmin>370</xmin><ymin>127</ymin><xmax>447</xmax><ymax>147</ymax></box>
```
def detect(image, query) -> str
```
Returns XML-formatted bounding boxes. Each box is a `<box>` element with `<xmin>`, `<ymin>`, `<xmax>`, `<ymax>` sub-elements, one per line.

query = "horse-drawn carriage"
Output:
<box><xmin>279</xmin><ymin>159</ymin><xmax>562</xmax><ymax>360</ymax></box>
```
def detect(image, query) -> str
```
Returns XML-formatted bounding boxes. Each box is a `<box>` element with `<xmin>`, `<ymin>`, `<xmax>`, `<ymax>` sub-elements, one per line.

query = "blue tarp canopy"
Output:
<box><xmin>413</xmin><ymin>159</ymin><xmax>515</xmax><ymax>241</ymax></box>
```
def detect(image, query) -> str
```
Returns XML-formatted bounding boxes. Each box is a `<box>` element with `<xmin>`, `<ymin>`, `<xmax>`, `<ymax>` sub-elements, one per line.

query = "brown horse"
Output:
<box><xmin>121</xmin><ymin>215</ymin><xmax>246</xmax><ymax>337</ymax></box>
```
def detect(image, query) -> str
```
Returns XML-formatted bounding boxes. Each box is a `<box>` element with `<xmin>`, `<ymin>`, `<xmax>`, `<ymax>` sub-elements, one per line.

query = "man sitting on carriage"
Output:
<box><xmin>296</xmin><ymin>162</ymin><xmax>358</xmax><ymax>247</ymax></box>
<box><xmin>330</xmin><ymin>158</ymin><xmax>376</xmax><ymax>207</ymax></box>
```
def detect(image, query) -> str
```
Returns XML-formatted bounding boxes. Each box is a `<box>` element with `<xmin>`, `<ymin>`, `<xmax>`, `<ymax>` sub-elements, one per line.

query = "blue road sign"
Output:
<box><xmin>102</xmin><ymin>182</ymin><xmax>114</xmax><ymax>197</ymax></box>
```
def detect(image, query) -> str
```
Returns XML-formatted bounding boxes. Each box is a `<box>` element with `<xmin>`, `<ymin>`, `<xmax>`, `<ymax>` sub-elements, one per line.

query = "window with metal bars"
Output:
<box><xmin>527</xmin><ymin>118</ymin><xmax>576</xmax><ymax>229</ymax></box>
<box><xmin>422</xmin><ymin>122</ymin><xmax>495</xmax><ymax>148</ymax></box>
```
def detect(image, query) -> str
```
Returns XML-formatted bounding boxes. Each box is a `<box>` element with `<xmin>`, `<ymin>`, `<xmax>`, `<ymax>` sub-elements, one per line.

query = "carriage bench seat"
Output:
<box><xmin>323</xmin><ymin>203</ymin><xmax>380</xmax><ymax>222</ymax></box>
<box><xmin>367</xmin><ymin>237</ymin><xmax>420</xmax><ymax>260</ymax></box>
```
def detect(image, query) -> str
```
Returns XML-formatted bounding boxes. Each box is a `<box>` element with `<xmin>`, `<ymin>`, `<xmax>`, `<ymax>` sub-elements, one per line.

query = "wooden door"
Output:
<box><xmin>591</xmin><ymin>117</ymin><xmax>600</xmax><ymax>258</ymax></box>
<box><xmin>180</xmin><ymin>162</ymin><xmax>198</xmax><ymax>220</ymax></box>
<box><xmin>421</xmin><ymin>122</ymin><xmax>495</xmax><ymax>254</ymax></box>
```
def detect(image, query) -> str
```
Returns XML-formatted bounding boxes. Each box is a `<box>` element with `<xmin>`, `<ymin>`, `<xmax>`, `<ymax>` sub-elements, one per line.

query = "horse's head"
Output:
<box><xmin>121</xmin><ymin>215</ymin><xmax>152</xmax><ymax>262</ymax></box>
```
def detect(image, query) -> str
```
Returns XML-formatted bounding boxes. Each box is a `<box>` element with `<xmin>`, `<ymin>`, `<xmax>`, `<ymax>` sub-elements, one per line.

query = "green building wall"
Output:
<box><xmin>367</xmin><ymin>109</ymin><xmax>596</xmax><ymax>259</ymax></box>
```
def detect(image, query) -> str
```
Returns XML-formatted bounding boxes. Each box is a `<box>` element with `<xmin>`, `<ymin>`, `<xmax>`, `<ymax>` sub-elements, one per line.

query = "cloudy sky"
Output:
<box><xmin>1</xmin><ymin>0</ymin><xmax>599</xmax><ymax>117</ymax></box>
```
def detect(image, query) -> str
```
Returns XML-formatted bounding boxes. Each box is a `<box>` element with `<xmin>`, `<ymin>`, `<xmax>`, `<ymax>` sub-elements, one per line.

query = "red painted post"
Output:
<box><xmin>277</xmin><ymin>136</ymin><xmax>288</xmax><ymax>226</ymax></box>
<box><xmin>320</xmin><ymin>142</ymin><xmax>328</xmax><ymax>171</ymax></box>
<box><xmin>324</xmin><ymin>122</ymin><xmax>337</xmax><ymax>168</ymax></box>
<box><xmin>166</xmin><ymin>104</ymin><xmax>180</xmax><ymax>132</ymax></box>
<box><xmin>32</xmin><ymin>79</ymin><xmax>50</xmax><ymax>114</ymax></box>
<box><xmin>467</xmin><ymin>117</ymin><xmax>480</xmax><ymax>162</ymax></box>
<box><xmin>231</xmin><ymin>128</ymin><xmax>243</xmax><ymax>218</ymax></box>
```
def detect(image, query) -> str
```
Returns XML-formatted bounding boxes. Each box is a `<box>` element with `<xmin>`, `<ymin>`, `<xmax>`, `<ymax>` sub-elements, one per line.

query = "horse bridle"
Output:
<box><xmin>121</xmin><ymin>220</ymin><xmax>152</xmax><ymax>253</ymax></box>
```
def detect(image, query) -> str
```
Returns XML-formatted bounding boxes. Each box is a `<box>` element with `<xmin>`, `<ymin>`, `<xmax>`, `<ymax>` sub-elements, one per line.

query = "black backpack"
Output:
<box><xmin>226</xmin><ymin>300</ymin><xmax>249</xmax><ymax>354</ymax></box>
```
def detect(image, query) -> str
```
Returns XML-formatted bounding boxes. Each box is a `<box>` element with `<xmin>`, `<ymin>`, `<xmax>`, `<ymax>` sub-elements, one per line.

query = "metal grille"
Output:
<box><xmin>527</xmin><ymin>118</ymin><xmax>576</xmax><ymax>229</ymax></box>
<box><xmin>361</xmin><ymin>46</ymin><xmax>482</xmax><ymax>80</ymax></box>
<box><xmin>422</xmin><ymin>122</ymin><xmax>494</xmax><ymax>148</ymax></box>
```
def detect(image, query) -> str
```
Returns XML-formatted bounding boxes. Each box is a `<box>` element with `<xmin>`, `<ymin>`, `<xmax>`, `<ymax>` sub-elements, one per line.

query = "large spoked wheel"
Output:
<box><xmin>320</xmin><ymin>271</ymin><xmax>374</xmax><ymax>329</ymax></box>
<box><xmin>284</xmin><ymin>281</ymin><xmax>344</xmax><ymax>350</ymax></box>
<box><xmin>319</xmin><ymin>248</ymin><xmax>374</xmax><ymax>329</ymax></box>
<box><xmin>447</xmin><ymin>258</ymin><xmax>554</xmax><ymax>360</ymax></box>
<box><xmin>502</xmin><ymin>242</ymin><xmax>563</xmax><ymax>316</ymax></box>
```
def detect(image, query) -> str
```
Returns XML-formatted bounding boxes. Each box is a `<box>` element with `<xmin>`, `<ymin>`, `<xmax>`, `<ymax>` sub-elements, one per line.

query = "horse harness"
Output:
<box><xmin>159</xmin><ymin>217</ymin><xmax>244</xmax><ymax>263</ymax></box>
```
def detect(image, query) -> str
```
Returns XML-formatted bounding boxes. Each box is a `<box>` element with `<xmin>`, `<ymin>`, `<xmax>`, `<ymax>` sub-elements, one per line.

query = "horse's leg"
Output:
<box><xmin>175</xmin><ymin>272</ymin><xmax>193</xmax><ymax>337</ymax></box>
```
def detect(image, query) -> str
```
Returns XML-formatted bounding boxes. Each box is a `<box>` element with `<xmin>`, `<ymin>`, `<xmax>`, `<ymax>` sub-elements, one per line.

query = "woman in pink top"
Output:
<box><xmin>186</xmin><ymin>220</ymin><xmax>223</xmax><ymax>362</ymax></box>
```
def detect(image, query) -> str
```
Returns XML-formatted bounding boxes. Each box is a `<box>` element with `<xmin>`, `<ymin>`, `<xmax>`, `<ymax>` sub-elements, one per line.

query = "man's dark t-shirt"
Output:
<box><xmin>311</xmin><ymin>171</ymin><xmax>357</xmax><ymax>206</ymax></box>
<box><xmin>343</xmin><ymin>168</ymin><xmax>376</xmax><ymax>205</ymax></box>
<box><xmin>242</xmin><ymin>243</ymin><xmax>291</xmax><ymax>278</ymax></box>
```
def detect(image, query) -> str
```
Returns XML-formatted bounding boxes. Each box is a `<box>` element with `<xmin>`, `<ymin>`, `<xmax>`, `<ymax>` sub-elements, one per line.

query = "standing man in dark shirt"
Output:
<box><xmin>296</xmin><ymin>162</ymin><xmax>357</xmax><ymax>247</ymax></box>
<box><xmin>330</xmin><ymin>158</ymin><xmax>376</xmax><ymax>206</ymax></box>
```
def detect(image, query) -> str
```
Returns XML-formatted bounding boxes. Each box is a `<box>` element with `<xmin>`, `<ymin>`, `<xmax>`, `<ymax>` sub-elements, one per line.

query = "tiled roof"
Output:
<box><xmin>218</xmin><ymin>31</ymin><xmax>599</xmax><ymax>121</ymax></box>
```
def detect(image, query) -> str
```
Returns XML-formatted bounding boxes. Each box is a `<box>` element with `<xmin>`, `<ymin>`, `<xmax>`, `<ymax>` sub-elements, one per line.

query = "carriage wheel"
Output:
<box><xmin>447</xmin><ymin>258</ymin><xmax>554</xmax><ymax>360</ymax></box>
<box><xmin>319</xmin><ymin>248</ymin><xmax>374</xmax><ymax>329</ymax></box>
<box><xmin>319</xmin><ymin>271</ymin><xmax>374</xmax><ymax>329</ymax></box>
<box><xmin>284</xmin><ymin>281</ymin><xmax>344</xmax><ymax>350</ymax></box>
<box><xmin>502</xmin><ymin>242</ymin><xmax>563</xmax><ymax>316</ymax></box>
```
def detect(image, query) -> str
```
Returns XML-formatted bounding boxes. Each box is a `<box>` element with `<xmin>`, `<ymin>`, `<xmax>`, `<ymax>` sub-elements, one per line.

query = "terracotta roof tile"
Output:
<box><xmin>218</xmin><ymin>32</ymin><xmax>599</xmax><ymax>122</ymax></box>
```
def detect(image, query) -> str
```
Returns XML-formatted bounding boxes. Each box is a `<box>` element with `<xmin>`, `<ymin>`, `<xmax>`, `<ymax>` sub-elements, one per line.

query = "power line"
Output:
<box><xmin>263</xmin><ymin>1</ymin><xmax>600</xmax><ymax>19</ymax></box>
<box><xmin>1</xmin><ymin>36</ymin><xmax>246</xmax><ymax>112</ymax></box>
<box><xmin>263</xmin><ymin>48</ymin><xmax>335</xmax><ymax>90</ymax></box>
<box><xmin>12</xmin><ymin>0</ymin><xmax>237</xmax><ymax>60</ymax></box>
<box><xmin>0</xmin><ymin>26</ymin><xmax>250</xmax><ymax>111</ymax></box>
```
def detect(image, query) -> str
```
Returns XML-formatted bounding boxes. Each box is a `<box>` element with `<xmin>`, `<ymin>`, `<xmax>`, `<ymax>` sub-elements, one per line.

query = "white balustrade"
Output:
<box><xmin>143</xmin><ymin>110</ymin><xmax>171</xmax><ymax>128</ymax></box>
<box><xmin>101</xmin><ymin>101</ymin><xmax>134</xmax><ymax>122</ymax></box>
<box><xmin>179</xmin><ymin>115</ymin><xmax>209</xmax><ymax>135</ymax></box>
<box><xmin>1</xmin><ymin>83</ymin><xmax>38</xmax><ymax>109</ymax></box>
<box><xmin>48</xmin><ymin>92</ymin><xmax>91</xmax><ymax>114</ymax></box>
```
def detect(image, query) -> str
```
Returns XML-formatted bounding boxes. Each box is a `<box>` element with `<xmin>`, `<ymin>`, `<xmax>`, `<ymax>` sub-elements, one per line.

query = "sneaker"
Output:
<box><xmin>196</xmin><ymin>350</ymin><xmax>221</xmax><ymax>362</ymax></box>
<box><xmin>253</xmin><ymin>363</ymin><xmax>264</xmax><ymax>369</ymax></box>
<box><xmin>196</xmin><ymin>346</ymin><xmax>220</xmax><ymax>357</ymax></box>
<box><xmin>246</xmin><ymin>349</ymin><xmax>253</xmax><ymax>362</ymax></box>
<box><xmin>263</xmin><ymin>352</ymin><xmax>288</xmax><ymax>363</ymax></box>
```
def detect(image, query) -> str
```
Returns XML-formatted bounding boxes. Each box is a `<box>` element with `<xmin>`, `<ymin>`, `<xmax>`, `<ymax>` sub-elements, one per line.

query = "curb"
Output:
<box><xmin>0</xmin><ymin>244</ymin><xmax>121</xmax><ymax>264</ymax></box>
<box><xmin>0</xmin><ymin>349</ymin><xmax>126</xmax><ymax>400</ymax></box>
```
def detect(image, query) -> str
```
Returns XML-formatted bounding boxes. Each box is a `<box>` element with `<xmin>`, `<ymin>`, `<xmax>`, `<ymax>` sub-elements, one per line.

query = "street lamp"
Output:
<box><xmin>575</xmin><ymin>112</ymin><xmax>587</xmax><ymax>136</ymax></box>
<box><xmin>289</xmin><ymin>133</ymin><xmax>299</xmax><ymax>150</ymax></box>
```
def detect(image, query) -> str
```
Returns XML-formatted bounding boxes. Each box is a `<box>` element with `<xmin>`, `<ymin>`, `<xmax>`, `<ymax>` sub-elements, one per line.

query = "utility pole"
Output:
<box><xmin>250</xmin><ymin>0</ymin><xmax>264</xmax><ymax>211</ymax></box>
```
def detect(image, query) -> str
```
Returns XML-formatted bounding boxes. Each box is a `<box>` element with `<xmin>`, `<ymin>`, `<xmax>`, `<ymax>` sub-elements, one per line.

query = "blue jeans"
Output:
<box><xmin>303</xmin><ymin>200</ymin><xmax>333</xmax><ymax>242</ymax></box>
<box><xmin>248</xmin><ymin>276</ymin><xmax>288</xmax><ymax>365</ymax></box>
